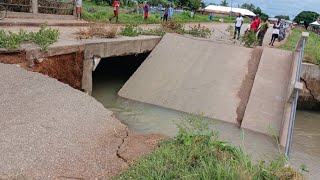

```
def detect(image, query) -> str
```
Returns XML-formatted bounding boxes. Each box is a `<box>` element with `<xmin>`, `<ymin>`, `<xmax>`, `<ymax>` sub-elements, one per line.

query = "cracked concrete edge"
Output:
<box><xmin>237</xmin><ymin>47</ymin><xmax>263</xmax><ymax>125</ymax></box>
<box><xmin>117</xmin><ymin>132</ymin><xmax>168</xmax><ymax>165</ymax></box>
<box><xmin>300</xmin><ymin>78</ymin><xmax>318</xmax><ymax>101</ymax></box>
<box><xmin>116</xmin><ymin>127</ymin><xmax>130</xmax><ymax>163</ymax></box>
<box><xmin>25</xmin><ymin>45</ymin><xmax>85</xmax><ymax>60</ymax></box>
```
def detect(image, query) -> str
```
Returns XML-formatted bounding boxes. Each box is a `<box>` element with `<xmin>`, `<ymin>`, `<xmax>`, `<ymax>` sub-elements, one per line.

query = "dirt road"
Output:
<box><xmin>1</xmin><ymin>22</ymin><xmax>281</xmax><ymax>48</ymax></box>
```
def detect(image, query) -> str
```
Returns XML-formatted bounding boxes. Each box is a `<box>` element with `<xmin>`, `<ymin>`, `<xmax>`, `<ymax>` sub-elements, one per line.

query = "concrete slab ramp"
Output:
<box><xmin>242</xmin><ymin>48</ymin><xmax>293</xmax><ymax>135</ymax></box>
<box><xmin>119</xmin><ymin>33</ymin><xmax>262</xmax><ymax>124</ymax></box>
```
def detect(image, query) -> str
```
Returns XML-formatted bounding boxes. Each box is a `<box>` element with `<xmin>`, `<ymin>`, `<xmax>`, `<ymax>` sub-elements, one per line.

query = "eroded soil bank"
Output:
<box><xmin>0</xmin><ymin>51</ymin><xmax>84</xmax><ymax>90</ymax></box>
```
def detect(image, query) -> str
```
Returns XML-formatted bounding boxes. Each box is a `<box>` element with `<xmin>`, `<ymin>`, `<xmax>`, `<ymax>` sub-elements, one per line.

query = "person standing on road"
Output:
<box><xmin>250</xmin><ymin>16</ymin><xmax>259</xmax><ymax>32</ymax></box>
<box><xmin>163</xmin><ymin>4</ymin><xmax>169</xmax><ymax>22</ymax></box>
<box><xmin>255</xmin><ymin>14</ymin><xmax>261</xmax><ymax>28</ymax></box>
<box><xmin>257</xmin><ymin>18</ymin><xmax>269</xmax><ymax>46</ymax></box>
<box><xmin>109</xmin><ymin>0</ymin><xmax>120</xmax><ymax>23</ymax></box>
<box><xmin>209</xmin><ymin>13</ymin><xmax>213</xmax><ymax>21</ymax></box>
<box><xmin>135</xmin><ymin>1</ymin><xmax>139</xmax><ymax>14</ymax></box>
<box><xmin>168</xmin><ymin>5</ymin><xmax>174</xmax><ymax>20</ymax></box>
<box><xmin>160</xmin><ymin>5</ymin><xmax>165</xmax><ymax>20</ymax></box>
<box><xmin>234</xmin><ymin>13</ymin><xmax>243</xmax><ymax>39</ymax></box>
<box><xmin>269</xmin><ymin>18</ymin><xmax>281</xmax><ymax>46</ymax></box>
<box><xmin>144</xmin><ymin>1</ymin><xmax>149</xmax><ymax>20</ymax></box>
<box><xmin>75</xmin><ymin>0</ymin><xmax>82</xmax><ymax>20</ymax></box>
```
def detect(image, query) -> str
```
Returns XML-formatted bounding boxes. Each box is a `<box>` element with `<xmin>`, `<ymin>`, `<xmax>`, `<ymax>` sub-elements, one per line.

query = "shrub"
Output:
<box><xmin>75</xmin><ymin>24</ymin><xmax>118</xmax><ymax>39</ymax></box>
<box><xmin>0</xmin><ymin>24</ymin><xmax>59</xmax><ymax>51</ymax></box>
<box><xmin>161</xmin><ymin>21</ymin><xmax>186</xmax><ymax>34</ymax></box>
<box><xmin>120</xmin><ymin>23</ymin><xmax>143</xmax><ymax>37</ymax></box>
<box><xmin>141</xmin><ymin>28</ymin><xmax>166</xmax><ymax>36</ymax></box>
<box><xmin>29</xmin><ymin>25</ymin><xmax>60</xmax><ymax>51</ymax></box>
<box><xmin>226</xmin><ymin>25</ymin><xmax>235</xmax><ymax>37</ymax></box>
<box><xmin>115</xmin><ymin>114</ymin><xmax>305</xmax><ymax>180</ymax></box>
<box><xmin>241</xmin><ymin>30</ymin><xmax>258</xmax><ymax>48</ymax></box>
<box><xmin>188</xmin><ymin>24</ymin><xmax>212</xmax><ymax>38</ymax></box>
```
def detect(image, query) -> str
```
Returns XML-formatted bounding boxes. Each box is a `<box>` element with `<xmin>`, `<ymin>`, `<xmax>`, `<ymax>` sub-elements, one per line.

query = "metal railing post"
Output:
<box><xmin>284</xmin><ymin>35</ymin><xmax>307</xmax><ymax>158</ymax></box>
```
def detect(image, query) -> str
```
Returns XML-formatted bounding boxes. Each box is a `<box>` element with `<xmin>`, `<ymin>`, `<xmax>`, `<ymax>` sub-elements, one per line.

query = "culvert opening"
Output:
<box><xmin>92</xmin><ymin>52</ymin><xmax>150</xmax><ymax>98</ymax></box>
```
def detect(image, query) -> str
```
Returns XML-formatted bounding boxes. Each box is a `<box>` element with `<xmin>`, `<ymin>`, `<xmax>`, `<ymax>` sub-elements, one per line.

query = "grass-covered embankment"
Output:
<box><xmin>0</xmin><ymin>25</ymin><xmax>59</xmax><ymax>51</ymax></box>
<box><xmin>82</xmin><ymin>1</ymin><xmax>248</xmax><ymax>24</ymax></box>
<box><xmin>114</xmin><ymin>115</ymin><xmax>304</xmax><ymax>180</ymax></box>
<box><xmin>279</xmin><ymin>28</ymin><xmax>320</xmax><ymax>65</ymax></box>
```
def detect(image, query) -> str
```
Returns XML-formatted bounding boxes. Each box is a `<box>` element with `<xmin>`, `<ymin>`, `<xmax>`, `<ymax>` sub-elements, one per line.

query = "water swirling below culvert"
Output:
<box><xmin>92</xmin><ymin>56</ymin><xmax>320</xmax><ymax>180</ymax></box>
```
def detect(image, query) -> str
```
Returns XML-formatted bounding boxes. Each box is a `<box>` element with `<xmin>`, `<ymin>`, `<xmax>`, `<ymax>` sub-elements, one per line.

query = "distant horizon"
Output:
<box><xmin>203</xmin><ymin>0</ymin><xmax>320</xmax><ymax>20</ymax></box>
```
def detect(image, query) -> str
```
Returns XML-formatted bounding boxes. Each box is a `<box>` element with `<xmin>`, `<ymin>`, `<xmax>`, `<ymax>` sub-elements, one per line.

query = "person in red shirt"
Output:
<box><xmin>109</xmin><ymin>0</ymin><xmax>119</xmax><ymax>23</ymax></box>
<box><xmin>250</xmin><ymin>17</ymin><xmax>259</xmax><ymax>32</ymax></box>
<box><xmin>255</xmin><ymin>14</ymin><xmax>261</xmax><ymax>26</ymax></box>
<box><xmin>144</xmin><ymin>1</ymin><xmax>150</xmax><ymax>20</ymax></box>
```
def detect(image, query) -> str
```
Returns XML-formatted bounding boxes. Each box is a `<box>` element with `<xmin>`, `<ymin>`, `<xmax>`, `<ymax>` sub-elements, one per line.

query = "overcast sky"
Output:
<box><xmin>204</xmin><ymin>0</ymin><xmax>320</xmax><ymax>19</ymax></box>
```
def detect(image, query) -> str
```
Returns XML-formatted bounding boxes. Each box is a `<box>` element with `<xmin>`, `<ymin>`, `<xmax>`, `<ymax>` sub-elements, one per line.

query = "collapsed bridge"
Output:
<box><xmin>117</xmin><ymin>33</ymin><xmax>308</xmax><ymax>147</ymax></box>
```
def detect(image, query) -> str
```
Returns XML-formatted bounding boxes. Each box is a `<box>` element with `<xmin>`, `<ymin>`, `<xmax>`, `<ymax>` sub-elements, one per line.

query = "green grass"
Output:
<box><xmin>0</xmin><ymin>25</ymin><xmax>59</xmax><ymax>51</ymax></box>
<box><xmin>82</xmin><ymin>1</ymin><xmax>249</xmax><ymax>24</ymax></box>
<box><xmin>279</xmin><ymin>28</ymin><xmax>320</xmax><ymax>65</ymax></box>
<box><xmin>114</xmin><ymin>114</ymin><xmax>304</xmax><ymax>180</ymax></box>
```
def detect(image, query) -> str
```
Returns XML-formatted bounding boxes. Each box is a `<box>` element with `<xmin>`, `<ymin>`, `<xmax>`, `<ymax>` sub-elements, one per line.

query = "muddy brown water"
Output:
<box><xmin>92</xmin><ymin>56</ymin><xmax>320</xmax><ymax>179</ymax></box>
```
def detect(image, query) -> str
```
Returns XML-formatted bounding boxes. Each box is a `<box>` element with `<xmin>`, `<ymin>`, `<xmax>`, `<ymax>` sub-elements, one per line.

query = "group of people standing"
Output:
<box><xmin>234</xmin><ymin>13</ymin><xmax>283</xmax><ymax>46</ymax></box>
<box><xmin>144</xmin><ymin>2</ymin><xmax>174</xmax><ymax>21</ymax></box>
<box><xmin>160</xmin><ymin>4</ymin><xmax>174</xmax><ymax>21</ymax></box>
<box><xmin>108</xmin><ymin>1</ymin><xmax>174</xmax><ymax>22</ymax></box>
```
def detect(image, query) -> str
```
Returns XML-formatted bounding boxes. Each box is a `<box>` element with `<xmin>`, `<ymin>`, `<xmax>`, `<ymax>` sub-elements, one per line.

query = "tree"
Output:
<box><xmin>172</xmin><ymin>0</ymin><xmax>202</xmax><ymax>10</ymax></box>
<box><xmin>240</xmin><ymin>3</ymin><xmax>269</xmax><ymax>20</ymax></box>
<box><xmin>294</xmin><ymin>11</ymin><xmax>319</xmax><ymax>29</ymax></box>
<box><xmin>241</xmin><ymin>3</ymin><xmax>255</xmax><ymax>12</ymax></box>
<box><xmin>253</xmin><ymin>7</ymin><xmax>261</xmax><ymax>15</ymax></box>
<box><xmin>260</xmin><ymin>12</ymin><xmax>269</xmax><ymax>20</ymax></box>
<box><xmin>274</xmin><ymin>15</ymin><xmax>290</xmax><ymax>20</ymax></box>
<box><xmin>220</xmin><ymin>0</ymin><xmax>228</xmax><ymax>7</ymax></box>
<box><xmin>189</xmin><ymin>0</ymin><xmax>202</xmax><ymax>10</ymax></box>
<box><xmin>201</xmin><ymin>1</ymin><xmax>206</xmax><ymax>8</ymax></box>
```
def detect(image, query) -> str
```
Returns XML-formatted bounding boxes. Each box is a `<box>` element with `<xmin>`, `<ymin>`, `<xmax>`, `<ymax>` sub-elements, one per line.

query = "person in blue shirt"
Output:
<box><xmin>160</xmin><ymin>5</ymin><xmax>165</xmax><ymax>20</ymax></box>
<box><xmin>168</xmin><ymin>5</ymin><xmax>174</xmax><ymax>20</ymax></box>
<box><xmin>209</xmin><ymin>13</ymin><xmax>213</xmax><ymax>21</ymax></box>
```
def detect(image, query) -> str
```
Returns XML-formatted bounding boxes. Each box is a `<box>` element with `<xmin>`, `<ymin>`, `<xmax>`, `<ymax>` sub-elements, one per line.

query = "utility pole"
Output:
<box><xmin>230</xmin><ymin>0</ymin><xmax>233</xmax><ymax>17</ymax></box>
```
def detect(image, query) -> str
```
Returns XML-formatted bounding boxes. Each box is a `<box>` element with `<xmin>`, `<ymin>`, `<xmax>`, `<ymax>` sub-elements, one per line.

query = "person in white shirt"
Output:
<box><xmin>234</xmin><ymin>13</ymin><xmax>244</xmax><ymax>39</ymax></box>
<box><xmin>75</xmin><ymin>0</ymin><xmax>82</xmax><ymax>20</ymax></box>
<box><xmin>269</xmin><ymin>18</ymin><xmax>281</xmax><ymax>46</ymax></box>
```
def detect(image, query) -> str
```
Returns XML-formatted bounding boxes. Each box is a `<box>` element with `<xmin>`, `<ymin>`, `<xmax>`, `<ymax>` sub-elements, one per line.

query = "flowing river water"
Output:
<box><xmin>92</xmin><ymin>55</ymin><xmax>320</xmax><ymax>179</ymax></box>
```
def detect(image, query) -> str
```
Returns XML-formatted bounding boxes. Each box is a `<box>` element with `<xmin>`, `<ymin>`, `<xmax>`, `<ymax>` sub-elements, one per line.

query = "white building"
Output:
<box><xmin>203</xmin><ymin>5</ymin><xmax>256</xmax><ymax>17</ymax></box>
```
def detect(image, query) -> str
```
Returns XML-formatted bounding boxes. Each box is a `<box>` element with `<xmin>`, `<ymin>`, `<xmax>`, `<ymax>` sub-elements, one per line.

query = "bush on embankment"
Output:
<box><xmin>114</xmin><ymin>115</ymin><xmax>305</xmax><ymax>180</ymax></box>
<box><xmin>120</xmin><ymin>22</ymin><xmax>213</xmax><ymax>38</ymax></box>
<box><xmin>279</xmin><ymin>28</ymin><xmax>320</xmax><ymax>65</ymax></box>
<box><xmin>0</xmin><ymin>25</ymin><xmax>59</xmax><ymax>51</ymax></box>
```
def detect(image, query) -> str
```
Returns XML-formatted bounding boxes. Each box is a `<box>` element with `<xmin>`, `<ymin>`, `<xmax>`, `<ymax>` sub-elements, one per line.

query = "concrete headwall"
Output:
<box><xmin>82</xmin><ymin>36</ymin><xmax>161</xmax><ymax>94</ymax></box>
<box><xmin>298</xmin><ymin>63</ymin><xmax>320</xmax><ymax>110</ymax></box>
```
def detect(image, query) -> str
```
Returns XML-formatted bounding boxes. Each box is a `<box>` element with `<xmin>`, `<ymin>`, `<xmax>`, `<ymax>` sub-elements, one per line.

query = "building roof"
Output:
<box><xmin>310</xmin><ymin>21</ymin><xmax>320</xmax><ymax>26</ymax></box>
<box><xmin>203</xmin><ymin>5</ymin><xmax>256</xmax><ymax>17</ymax></box>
